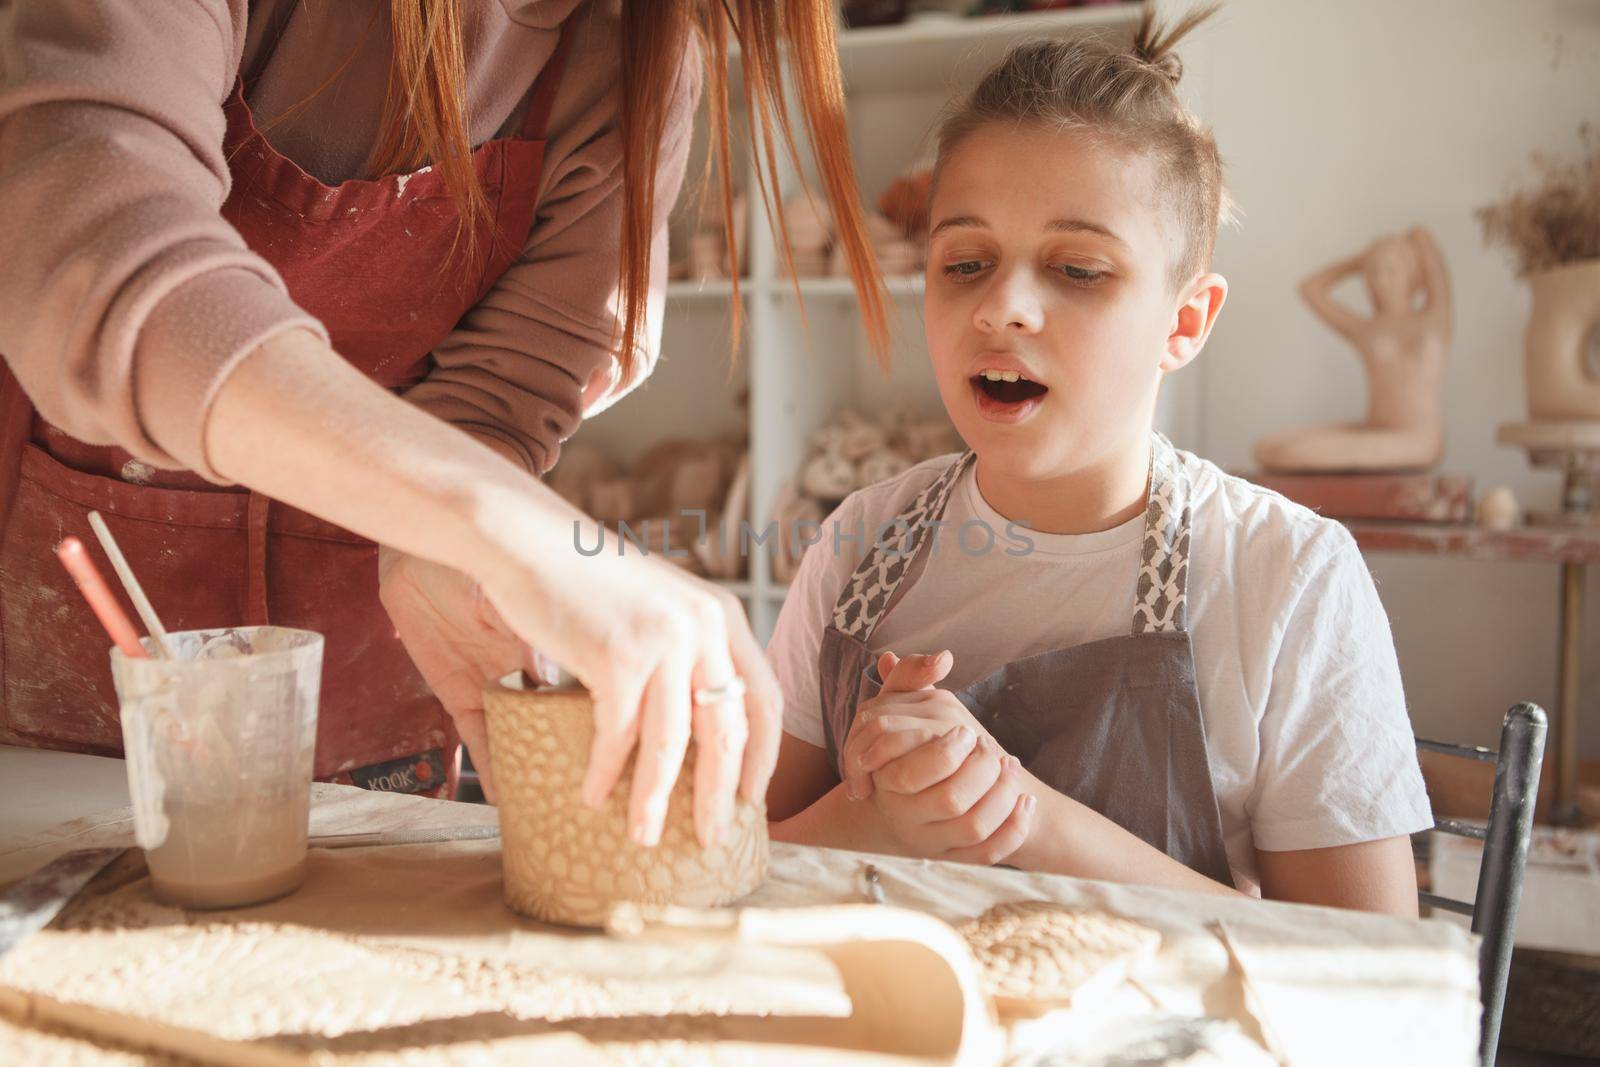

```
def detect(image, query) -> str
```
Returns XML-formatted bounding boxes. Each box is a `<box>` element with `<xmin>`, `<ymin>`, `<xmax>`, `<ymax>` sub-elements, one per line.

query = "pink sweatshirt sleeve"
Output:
<box><xmin>405</xmin><ymin>22</ymin><xmax>703</xmax><ymax>476</ymax></box>
<box><xmin>0</xmin><ymin>0</ymin><xmax>328</xmax><ymax>480</ymax></box>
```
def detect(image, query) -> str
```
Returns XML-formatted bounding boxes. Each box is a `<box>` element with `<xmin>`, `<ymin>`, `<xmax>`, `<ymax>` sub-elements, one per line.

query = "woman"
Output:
<box><xmin>0</xmin><ymin>0</ymin><xmax>887</xmax><ymax>852</ymax></box>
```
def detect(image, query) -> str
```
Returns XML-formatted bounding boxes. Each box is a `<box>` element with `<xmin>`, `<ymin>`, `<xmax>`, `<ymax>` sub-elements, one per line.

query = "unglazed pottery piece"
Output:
<box><xmin>483</xmin><ymin>681</ymin><xmax>767</xmax><ymax>926</ymax></box>
<box><xmin>1523</xmin><ymin>259</ymin><xmax>1600</xmax><ymax>423</ymax></box>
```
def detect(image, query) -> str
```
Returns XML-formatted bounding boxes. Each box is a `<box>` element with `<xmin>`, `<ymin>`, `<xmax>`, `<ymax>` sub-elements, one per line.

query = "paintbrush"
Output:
<box><xmin>55</xmin><ymin>538</ymin><xmax>148</xmax><ymax>660</ymax></box>
<box><xmin>86</xmin><ymin>511</ymin><xmax>173</xmax><ymax>660</ymax></box>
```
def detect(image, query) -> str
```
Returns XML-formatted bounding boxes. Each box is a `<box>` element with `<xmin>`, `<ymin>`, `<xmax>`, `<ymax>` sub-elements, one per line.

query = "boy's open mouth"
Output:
<box><xmin>972</xmin><ymin>370</ymin><xmax>1049</xmax><ymax>405</ymax></box>
<box><xmin>970</xmin><ymin>369</ymin><xmax>1049</xmax><ymax>421</ymax></box>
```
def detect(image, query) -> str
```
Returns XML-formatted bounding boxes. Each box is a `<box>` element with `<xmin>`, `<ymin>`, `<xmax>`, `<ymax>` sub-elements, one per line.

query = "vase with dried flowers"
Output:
<box><xmin>1478</xmin><ymin>125</ymin><xmax>1600</xmax><ymax>423</ymax></box>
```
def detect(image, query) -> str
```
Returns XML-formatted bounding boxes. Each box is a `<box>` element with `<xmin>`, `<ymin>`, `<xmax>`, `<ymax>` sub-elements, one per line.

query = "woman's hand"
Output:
<box><xmin>475</xmin><ymin>537</ymin><xmax>782</xmax><ymax>851</ymax></box>
<box><xmin>377</xmin><ymin>548</ymin><xmax>558</xmax><ymax>803</ymax></box>
<box><xmin>383</xmin><ymin>545</ymin><xmax>780</xmax><ymax>849</ymax></box>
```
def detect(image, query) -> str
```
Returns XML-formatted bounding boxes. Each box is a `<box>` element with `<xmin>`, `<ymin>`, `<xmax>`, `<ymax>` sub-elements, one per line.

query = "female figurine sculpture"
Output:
<box><xmin>1256</xmin><ymin>227</ymin><xmax>1452</xmax><ymax>473</ymax></box>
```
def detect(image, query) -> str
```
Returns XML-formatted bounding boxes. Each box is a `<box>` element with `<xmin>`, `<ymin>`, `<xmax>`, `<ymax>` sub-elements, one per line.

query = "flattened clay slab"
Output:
<box><xmin>483</xmin><ymin>682</ymin><xmax>767</xmax><ymax>927</ymax></box>
<box><xmin>957</xmin><ymin>900</ymin><xmax>1161</xmax><ymax>1014</ymax></box>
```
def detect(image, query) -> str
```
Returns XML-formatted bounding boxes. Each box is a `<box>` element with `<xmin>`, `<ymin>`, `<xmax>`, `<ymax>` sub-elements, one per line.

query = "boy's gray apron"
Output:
<box><xmin>818</xmin><ymin>433</ymin><xmax>1235</xmax><ymax>887</ymax></box>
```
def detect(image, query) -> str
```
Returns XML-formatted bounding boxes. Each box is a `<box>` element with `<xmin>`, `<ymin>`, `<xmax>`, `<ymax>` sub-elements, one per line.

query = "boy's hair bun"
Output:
<box><xmin>1133</xmin><ymin>3</ymin><xmax>1219</xmax><ymax>87</ymax></box>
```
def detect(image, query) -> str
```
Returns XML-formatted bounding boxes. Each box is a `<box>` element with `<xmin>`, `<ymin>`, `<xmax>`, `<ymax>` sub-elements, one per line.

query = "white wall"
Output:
<box><xmin>1179</xmin><ymin>0</ymin><xmax>1600</xmax><ymax>751</ymax></box>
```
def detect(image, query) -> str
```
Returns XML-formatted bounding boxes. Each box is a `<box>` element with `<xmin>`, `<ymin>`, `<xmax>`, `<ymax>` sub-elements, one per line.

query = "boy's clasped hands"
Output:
<box><xmin>839</xmin><ymin>650</ymin><xmax>1037</xmax><ymax>865</ymax></box>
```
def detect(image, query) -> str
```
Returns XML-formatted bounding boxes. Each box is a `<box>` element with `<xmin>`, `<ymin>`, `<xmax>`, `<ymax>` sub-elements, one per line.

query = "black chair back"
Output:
<box><xmin>1417</xmin><ymin>703</ymin><xmax>1547</xmax><ymax>1067</ymax></box>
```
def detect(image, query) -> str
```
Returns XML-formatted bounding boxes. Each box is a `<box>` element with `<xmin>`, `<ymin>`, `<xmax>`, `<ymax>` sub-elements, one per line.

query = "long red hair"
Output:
<box><xmin>371</xmin><ymin>0</ymin><xmax>889</xmax><ymax>374</ymax></box>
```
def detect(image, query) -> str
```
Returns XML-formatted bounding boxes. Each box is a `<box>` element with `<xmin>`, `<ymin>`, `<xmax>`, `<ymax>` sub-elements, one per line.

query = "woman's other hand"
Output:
<box><xmin>378</xmin><ymin>547</ymin><xmax>558</xmax><ymax>803</ymax></box>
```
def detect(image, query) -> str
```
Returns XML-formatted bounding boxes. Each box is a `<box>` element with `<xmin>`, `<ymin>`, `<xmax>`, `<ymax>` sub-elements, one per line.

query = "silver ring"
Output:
<box><xmin>692</xmin><ymin>677</ymin><xmax>747</xmax><ymax>707</ymax></box>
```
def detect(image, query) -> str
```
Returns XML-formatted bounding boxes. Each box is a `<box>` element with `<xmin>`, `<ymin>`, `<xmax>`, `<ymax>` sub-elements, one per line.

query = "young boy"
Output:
<box><xmin>764</xmin><ymin>11</ymin><xmax>1433</xmax><ymax>913</ymax></box>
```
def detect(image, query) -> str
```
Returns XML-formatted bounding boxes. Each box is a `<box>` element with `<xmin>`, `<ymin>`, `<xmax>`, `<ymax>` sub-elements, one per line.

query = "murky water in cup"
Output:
<box><xmin>111</xmin><ymin>627</ymin><xmax>322</xmax><ymax>909</ymax></box>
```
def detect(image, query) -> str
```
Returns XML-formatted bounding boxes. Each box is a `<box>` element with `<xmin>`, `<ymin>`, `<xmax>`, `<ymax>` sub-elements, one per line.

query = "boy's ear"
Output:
<box><xmin>1162</xmin><ymin>273</ymin><xmax>1228</xmax><ymax>373</ymax></box>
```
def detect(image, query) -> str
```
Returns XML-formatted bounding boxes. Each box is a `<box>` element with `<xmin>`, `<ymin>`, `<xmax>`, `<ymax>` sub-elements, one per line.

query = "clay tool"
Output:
<box><xmin>55</xmin><ymin>538</ymin><xmax>148</xmax><ymax>660</ymax></box>
<box><xmin>0</xmin><ymin>847</ymin><xmax>127</xmax><ymax>960</ymax></box>
<box><xmin>862</xmin><ymin>862</ymin><xmax>886</xmax><ymax>904</ymax></box>
<box><xmin>87</xmin><ymin>511</ymin><xmax>173</xmax><ymax>660</ymax></box>
<box><xmin>310</xmin><ymin>824</ymin><xmax>501</xmax><ymax>850</ymax></box>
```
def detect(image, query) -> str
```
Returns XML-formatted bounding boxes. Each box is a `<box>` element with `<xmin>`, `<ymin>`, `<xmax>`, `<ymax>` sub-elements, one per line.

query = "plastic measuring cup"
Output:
<box><xmin>110</xmin><ymin>626</ymin><xmax>323</xmax><ymax>909</ymax></box>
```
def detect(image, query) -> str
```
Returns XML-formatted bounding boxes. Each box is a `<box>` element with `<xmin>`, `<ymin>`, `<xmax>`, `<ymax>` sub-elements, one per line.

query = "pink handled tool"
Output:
<box><xmin>56</xmin><ymin>536</ymin><xmax>149</xmax><ymax>659</ymax></box>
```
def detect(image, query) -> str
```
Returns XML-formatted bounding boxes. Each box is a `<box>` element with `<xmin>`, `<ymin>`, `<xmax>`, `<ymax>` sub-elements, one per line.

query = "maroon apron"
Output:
<box><xmin>0</xmin><ymin>22</ymin><xmax>575</xmax><ymax>799</ymax></box>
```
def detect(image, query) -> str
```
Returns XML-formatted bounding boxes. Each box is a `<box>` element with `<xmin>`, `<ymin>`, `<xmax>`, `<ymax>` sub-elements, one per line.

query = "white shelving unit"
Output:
<box><xmin>583</xmin><ymin>4</ymin><xmax>1157</xmax><ymax>642</ymax></box>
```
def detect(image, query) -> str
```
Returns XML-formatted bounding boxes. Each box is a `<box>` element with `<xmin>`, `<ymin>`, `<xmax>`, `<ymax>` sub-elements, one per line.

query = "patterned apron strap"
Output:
<box><xmin>830</xmin><ymin>452</ymin><xmax>976</xmax><ymax>642</ymax></box>
<box><xmin>1133</xmin><ymin>433</ymin><xmax>1194</xmax><ymax>636</ymax></box>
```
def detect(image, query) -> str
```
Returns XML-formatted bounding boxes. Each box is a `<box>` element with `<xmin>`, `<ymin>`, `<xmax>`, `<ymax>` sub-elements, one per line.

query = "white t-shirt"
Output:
<box><xmin>769</xmin><ymin>449</ymin><xmax>1434</xmax><ymax>894</ymax></box>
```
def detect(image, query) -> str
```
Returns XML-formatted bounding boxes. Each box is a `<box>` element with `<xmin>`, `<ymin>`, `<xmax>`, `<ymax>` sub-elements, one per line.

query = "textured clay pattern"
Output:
<box><xmin>1</xmin><ymin>921</ymin><xmax>816</xmax><ymax>1062</ymax></box>
<box><xmin>483</xmin><ymin>684</ymin><xmax>767</xmax><ymax>927</ymax></box>
<box><xmin>957</xmin><ymin>900</ymin><xmax>1162</xmax><ymax>1008</ymax></box>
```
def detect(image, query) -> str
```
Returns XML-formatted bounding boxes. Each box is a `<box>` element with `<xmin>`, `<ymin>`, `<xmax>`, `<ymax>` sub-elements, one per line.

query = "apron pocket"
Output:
<box><xmin>0</xmin><ymin>444</ymin><xmax>249</xmax><ymax>751</ymax></box>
